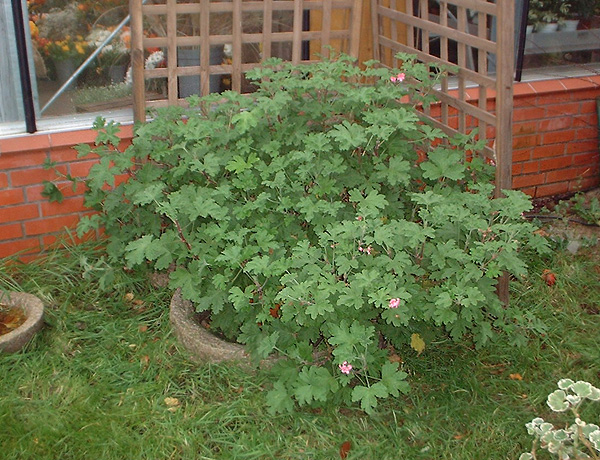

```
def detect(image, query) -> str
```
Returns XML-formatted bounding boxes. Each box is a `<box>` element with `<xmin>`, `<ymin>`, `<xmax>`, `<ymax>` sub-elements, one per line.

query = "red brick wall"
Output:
<box><xmin>0</xmin><ymin>125</ymin><xmax>133</xmax><ymax>259</ymax></box>
<box><xmin>512</xmin><ymin>76</ymin><xmax>600</xmax><ymax>197</ymax></box>
<box><xmin>0</xmin><ymin>76</ymin><xmax>599</xmax><ymax>259</ymax></box>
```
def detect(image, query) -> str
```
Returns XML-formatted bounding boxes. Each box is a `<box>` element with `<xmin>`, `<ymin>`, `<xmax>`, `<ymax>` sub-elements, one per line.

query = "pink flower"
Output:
<box><xmin>389</xmin><ymin>298</ymin><xmax>401</xmax><ymax>309</ymax></box>
<box><xmin>390</xmin><ymin>72</ymin><xmax>405</xmax><ymax>83</ymax></box>
<box><xmin>358</xmin><ymin>245</ymin><xmax>372</xmax><ymax>254</ymax></box>
<box><xmin>356</xmin><ymin>216</ymin><xmax>363</xmax><ymax>221</ymax></box>
<box><xmin>339</xmin><ymin>361</ymin><xmax>353</xmax><ymax>374</ymax></box>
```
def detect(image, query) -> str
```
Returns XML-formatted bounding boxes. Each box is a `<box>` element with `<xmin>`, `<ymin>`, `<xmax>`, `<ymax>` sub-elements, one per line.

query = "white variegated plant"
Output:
<box><xmin>520</xmin><ymin>379</ymin><xmax>600</xmax><ymax>460</ymax></box>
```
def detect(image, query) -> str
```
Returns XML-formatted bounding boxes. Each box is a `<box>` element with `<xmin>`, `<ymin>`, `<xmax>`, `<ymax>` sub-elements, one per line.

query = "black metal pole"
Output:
<box><xmin>302</xmin><ymin>9</ymin><xmax>310</xmax><ymax>60</ymax></box>
<box><xmin>11</xmin><ymin>0</ymin><xmax>37</xmax><ymax>133</ymax></box>
<box><xmin>515</xmin><ymin>0</ymin><xmax>530</xmax><ymax>82</ymax></box>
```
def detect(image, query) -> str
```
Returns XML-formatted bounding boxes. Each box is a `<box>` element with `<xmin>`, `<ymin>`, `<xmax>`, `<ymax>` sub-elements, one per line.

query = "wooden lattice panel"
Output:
<box><xmin>130</xmin><ymin>0</ymin><xmax>363</xmax><ymax>119</ymax></box>
<box><xmin>371</xmin><ymin>0</ymin><xmax>514</xmax><ymax>195</ymax></box>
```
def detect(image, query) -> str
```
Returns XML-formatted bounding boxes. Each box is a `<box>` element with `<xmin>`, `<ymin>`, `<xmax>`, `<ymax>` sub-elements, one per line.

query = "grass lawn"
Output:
<box><xmin>0</xmin><ymin>239</ymin><xmax>599</xmax><ymax>460</ymax></box>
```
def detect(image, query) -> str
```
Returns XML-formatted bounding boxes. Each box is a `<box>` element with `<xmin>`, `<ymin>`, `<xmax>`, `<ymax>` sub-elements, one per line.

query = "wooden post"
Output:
<box><xmin>495</xmin><ymin>0</ymin><xmax>515</xmax><ymax>305</ymax></box>
<box><xmin>130</xmin><ymin>0</ymin><xmax>145</xmax><ymax>123</ymax></box>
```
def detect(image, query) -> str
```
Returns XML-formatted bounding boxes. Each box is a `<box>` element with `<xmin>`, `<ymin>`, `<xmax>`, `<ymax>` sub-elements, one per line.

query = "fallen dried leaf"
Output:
<box><xmin>138</xmin><ymin>325</ymin><xmax>148</xmax><ymax>333</ymax></box>
<box><xmin>164</xmin><ymin>397</ymin><xmax>180</xmax><ymax>412</ymax></box>
<box><xmin>339</xmin><ymin>441</ymin><xmax>352</xmax><ymax>459</ymax></box>
<box><xmin>124</xmin><ymin>292</ymin><xmax>135</xmax><ymax>302</ymax></box>
<box><xmin>509</xmin><ymin>373</ymin><xmax>523</xmax><ymax>381</ymax></box>
<box><xmin>542</xmin><ymin>269</ymin><xmax>557</xmax><ymax>287</ymax></box>
<box><xmin>410</xmin><ymin>333</ymin><xmax>426</xmax><ymax>355</ymax></box>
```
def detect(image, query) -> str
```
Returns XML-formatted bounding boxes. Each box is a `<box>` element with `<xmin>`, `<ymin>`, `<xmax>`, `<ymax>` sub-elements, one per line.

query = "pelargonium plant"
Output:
<box><xmin>72</xmin><ymin>53</ymin><xmax>549</xmax><ymax>413</ymax></box>
<box><xmin>520</xmin><ymin>379</ymin><xmax>600</xmax><ymax>460</ymax></box>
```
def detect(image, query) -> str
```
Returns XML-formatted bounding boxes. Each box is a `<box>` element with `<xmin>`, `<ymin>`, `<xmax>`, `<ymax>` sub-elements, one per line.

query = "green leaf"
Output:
<box><xmin>351</xmin><ymin>382</ymin><xmax>388</xmax><ymax>414</ymax></box>
<box><xmin>547</xmin><ymin>389</ymin><xmax>569</xmax><ymax>412</ymax></box>
<box><xmin>267</xmin><ymin>381</ymin><xmax>295</xmax><ymax>415</ymax></box>
<box><xmin>379</xmin><ymin>362</ymin><xmax>409</xmax><ymax>397</ymax></box>
<box><xmin>420</xmin><ymin>149</ymin><xmax>465</xmax><ymax>181</ymax></box>
<box><xmin>124</xmin><ymin>235</ymin><xmax>154</xmax><ymax>267</ymax></box>
<box><xmin>41</xmin><ymin>181</ymin><xmax>64</xmax><ymax>203</ymax></box>
<box><xmin>293</xmin><ymin>366</ymin><xmax>338</xmax><ymax>406</ymax></box>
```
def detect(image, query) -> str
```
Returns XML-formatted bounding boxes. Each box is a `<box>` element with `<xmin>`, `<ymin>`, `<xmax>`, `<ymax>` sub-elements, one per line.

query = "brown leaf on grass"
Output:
<box><xmin>388</xmin><ymin>352</ymin><xmax>403</xmax><ymax>364</ymax></box>
<box><xmin>138</xmin><ymin>325</ymin><xmax>148</xmax><ymax>333</ymax></box>
<box><xmin>164</xmin><ymin>397</ymin><xmax>180</xmax><ymax>412</ymax></box>
<box><xmin>339</xmin><ymin>441</ymin><xmax>352</xmax><ymax>459</ymax></box>
<box><xmin>410</xmin><ymin>333</ymin><xmax>426</xmax><ymax>355</ymax></box>
<box><xmin>509</xmin><ymin>373</ymin><xmax>523</xmax><ymax>381</ymax></box>
<box><xmin>541</xmin><ymin>269</ymin><xmax>557</xmax><ymax>286</ymax></box>
<box><xmin>124</xmin><ymin>292</ymin><xmax>135</xmax><ymax>302</ymax></box>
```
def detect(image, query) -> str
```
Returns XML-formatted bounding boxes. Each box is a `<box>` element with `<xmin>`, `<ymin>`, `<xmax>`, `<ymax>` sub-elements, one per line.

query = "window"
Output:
<box><xmin>521</xmin><ymin>0</ymin><xmax>600</xmax><ymax>79</ymax></box>
<box><xmin>1</xmin><ymin>0</ymin><xmax>137</xmax><ymax>136</ymax></box>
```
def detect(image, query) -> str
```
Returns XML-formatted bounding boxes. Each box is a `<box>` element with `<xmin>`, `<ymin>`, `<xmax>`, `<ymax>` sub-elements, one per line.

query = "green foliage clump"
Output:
<box><xmin>74</xmin><ymin>54</ymin><xmax>549</xmax><ymax>413</ymax></box>
<box><xmin>521</xmin><ymin>379</ymin><xmax>600</xmax><ymax>460</ymax></box>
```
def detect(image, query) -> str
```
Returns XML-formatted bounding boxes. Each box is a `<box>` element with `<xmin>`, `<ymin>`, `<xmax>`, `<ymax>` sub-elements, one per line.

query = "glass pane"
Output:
<box><xmin>29</xmin><ymin>0</ymin><xmax>133</xmax><ymax>118</ymax></box>
<box><xmin>522</xmin><ymin>0</ymin><xmax>600</xmax><ymax>75</ymax></box>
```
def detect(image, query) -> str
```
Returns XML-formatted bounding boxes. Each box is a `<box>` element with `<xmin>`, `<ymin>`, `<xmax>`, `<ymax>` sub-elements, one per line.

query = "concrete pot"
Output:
<box><xmin>169</xmin><ymin>289</ymin><xmax>248</xmax><ymax>363</ymax></box>
<box><xmin>0</xmin><ymin>292</ymin><xmax>44</xmax><ymax>353</ymax></box>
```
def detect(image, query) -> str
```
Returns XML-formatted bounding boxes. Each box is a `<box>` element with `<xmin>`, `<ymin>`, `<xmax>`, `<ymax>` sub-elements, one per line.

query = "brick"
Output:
<box><xmin>513</xmin><ymin>135</ymin><xmax>539</xmax><ymax>149</ymax></box>
<box><xmin>566</xmin><ymin>140</ymin><xmax>598</xmax><ymax>155</ymax></box>
<box><xmin>572</xmin><ymin>152</ymin><xmax>599</xmax><ymax>166</ymax></box>
<box><xmin>532</xmin><ymin>144</ymin><xmax>566</xmax><ymax>159</ymax></box>
<box><xmin>0</xmin><ymin>173</ymin><xmax>7</xmax><ymax>188</ymax></box>
<box><xmin>0</xmin><ymin>204</ymin><xmax>39</xmax><ymax>224</ymax></box>
<box><xmin>521</xmin><ymin>160</ymin><xmax>541</xmax><ymax>174</ymax></box>
<box><xmin>519</xmin><ymin>186</ymin><xmax>536</xmax><ymax>197</ymax></box>
<box><xmin>575</xmin><ymin>127</ymin><xmax>598</xmax><ymax>141</ymax></box>
<box><xmin>0</xmin><ymin>189</ymin><xmax>25</xmax><ymax>206</ymax></box>
<box><xmin>572</xmin><ymin>116</ymin><xmax>596</xmax><ymax>128</ymax></box>
<box><xmin>546</xmin><ymin>168</ymin><xmax>585</xmax><ymax>183</ymax></box>
<box><xmin>535</xmin><ymin>182</ymin><xmax>570</xmax><ymax>198</ymax></box>
<box><xmin>0</xmin><ymin>134</ymin><xmax>50</xmax><ymax>155</ymax></box>
<box><xmin>569</xmin><ymin>177</ymin><xmax>600</xmax><ymax>192</ymax></box>
<box><xmin>24</xmin><ymin>215</ymin><xmax>79</xmax><ymax>236</ymax></box>
<box><xmin>40</xmin><ymin>196</ymin><xmax>86</xmax><ymax>217</ymax></box>
<box><xmin>547</xmin><ymin>102</ymin><xmax>580</xmax><ymax>116</ymax></box>
<box><xmin>49</xmin><ymin>146</ymin><xmax>82</xmax><ymax>163</ymax></box>
<box><xmin>0</xmin><ymin>238</ymin><xmax>40</xmax><ymax>259</ymax></box>
<box><xmin>0</xmin><ymin>151</ymin><xmax>47</xmax><ymax>170</ymax></box>
<box><xmin>513</xmin><ymin>173</ymin><xmax>546</xmax><ymax>189</ymax></box>
<box><xmin>68</xmin><ymin>159</ymin><xmax>100</xmax><ymax>178</ymax></box>
<box><xmin>513</xmin><ymin>107</ymin><xmax>546</xmax><ymax>122</ymax></box>
<box><xmin>543</xmin><ymin>130</ymin><xmax>576</xmax><ymax>145</ymax></box>
<box><xmin>0</xmin><ymin>223</ymin><xmax>23</xmax><ymax>241</ymax></box>
<box><xmin>539</xmin><ymin>156</ymin><xmax>573</xmax><ymax>171</ymax></box>
<box><xmin>513</xmin><ymin>122</ymin><xmax>538</xmax><ymax>135</ymax></box>
<box><xmin>512</xmin><ymin>149</ymin><xmax>532</xmax><ymax>162</ymax></box>
<box><xmin>538</xmin><ymin>117</ymin><xmax>573</xmax><ymax>132</ymax></box>
<box><xmin>579</xmin><ymin>101</ymin><xmax>598</xmax><ymax>114</ymax></box>
<box><xmin>10</xmin><ymin>165</ymin><xmax>68</xmax><ymax>187</ymax></box>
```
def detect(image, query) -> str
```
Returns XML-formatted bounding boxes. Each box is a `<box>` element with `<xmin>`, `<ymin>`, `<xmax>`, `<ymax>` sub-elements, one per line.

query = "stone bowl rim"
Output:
<box><xmin>0</xmin><ymin>291</ymin><xmax>45</xmax><ymax>353</ymax></box>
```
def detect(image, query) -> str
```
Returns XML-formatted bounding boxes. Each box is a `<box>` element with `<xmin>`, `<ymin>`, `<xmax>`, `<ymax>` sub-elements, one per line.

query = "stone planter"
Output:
<box><xmin>0</xmin><ymin>292</ymin><xmax>44</xmax><ymax>353</ymax></box>
<box><xmin>53</xmin><ymin>58</ymin><xmax>78</xmax><ymax>90</ymax></box>
<box><xmin>169</xmin><ymin>289</ymin><xmax>249</xmax><ymax>363</ymax></box>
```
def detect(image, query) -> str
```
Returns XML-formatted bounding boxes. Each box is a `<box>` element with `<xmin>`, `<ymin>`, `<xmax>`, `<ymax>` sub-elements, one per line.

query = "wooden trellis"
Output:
<box><xmin>130</xmin><ymin>0</ymin><xmax>363</xmax><ymax>121</ymax></box>
<box><xmin>371</xmin><ymin>0</ymin><xmax>514</xmax><ymax>197</ymax></box>
<box><xmin>371</xmin><ymin>0</ymin><xmax>515</xmax><ymax>302</ymax></box>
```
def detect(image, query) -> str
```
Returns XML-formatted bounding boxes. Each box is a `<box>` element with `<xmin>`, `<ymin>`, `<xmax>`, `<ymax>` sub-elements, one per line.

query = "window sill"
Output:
<box><xmin>0</xmin><ymin>108</ymin><xmax>133</xmax><ymax>141</ymax></box>
<box><xmin>0</xmin><ymin>109</ymin><xmax>134</xmax><ymax>154</ymax></box>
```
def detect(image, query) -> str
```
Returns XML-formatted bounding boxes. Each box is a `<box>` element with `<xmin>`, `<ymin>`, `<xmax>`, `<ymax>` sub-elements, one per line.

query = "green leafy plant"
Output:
<box><xmin>569</xmin><ymin>194</ymin><xmax>600</xmax><ymax>227</ymax></box>
<box><xmin>520</xmin><ymin>379</ymin><xmax>600</xmax><ymax>460</ymax></box>
<box><xmin>71</xmin><ymin>54</ymin><xmax>549</xmax><ymax>414</ymax></box>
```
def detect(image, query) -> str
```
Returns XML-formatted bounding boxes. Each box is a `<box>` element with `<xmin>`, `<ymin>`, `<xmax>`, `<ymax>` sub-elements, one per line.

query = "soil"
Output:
<box><xmin>0</xmin><ymin>305</ymin><xmax>27</xmax><ymax>336</ymax></box>
<box><xmin>528</xmin><ymin>188</ymin><xmax>600</xmax><ymax>249</ymax></box>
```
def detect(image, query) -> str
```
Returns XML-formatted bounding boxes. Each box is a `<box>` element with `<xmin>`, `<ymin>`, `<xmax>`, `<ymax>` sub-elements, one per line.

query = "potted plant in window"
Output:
<box><xmin>528</xmin><ymin>0</ymin><xmax>571</xmax><ymax>32</ymax></box>
<box><xmin>570</xmin><ymin>0</ymin><xmax>600</xmax><ymax>29</ymax></box>
<box><xmin>36</xmin><ymin>3</ymin><xmax>91</xmax><ymax>89</ymax></box>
